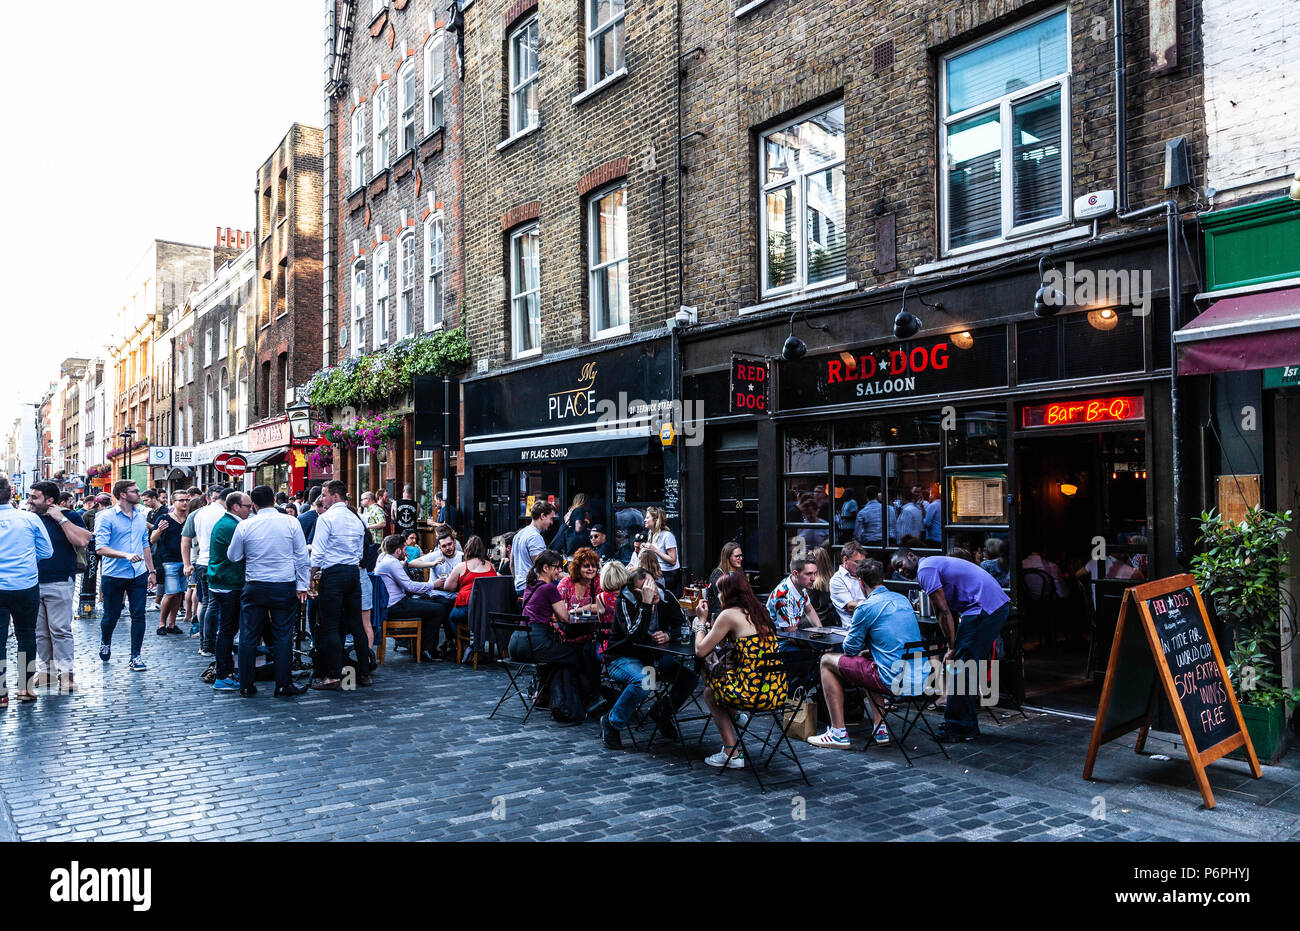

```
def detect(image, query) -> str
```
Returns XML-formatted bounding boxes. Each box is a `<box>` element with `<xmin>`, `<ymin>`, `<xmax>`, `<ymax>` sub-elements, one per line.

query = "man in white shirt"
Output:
<box><xmin>308</xmin><ymin>480</ymin><xmax>368</xmax><ymax>691</ymax></box>
<box><xmin>510</xmin><ymin>500</ymin><xmax>556</xmax><ymax>596</ymax></box>
<box><xmin>227</xmin><ymin>484</ymin><xmax>310</xmax><ymax>698</ymax></box>
<box><xmin>829</xmin><ymin>541</ymin><xmax>869</xmax><ymax>626</ymax></box>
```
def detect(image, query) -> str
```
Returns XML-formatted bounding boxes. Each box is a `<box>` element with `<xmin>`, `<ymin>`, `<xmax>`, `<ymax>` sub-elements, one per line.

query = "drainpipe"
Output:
<box><xmin>1114</xmin><ymin>0</ymin><xmax>1185</xmax><ymax>564</ymax></box>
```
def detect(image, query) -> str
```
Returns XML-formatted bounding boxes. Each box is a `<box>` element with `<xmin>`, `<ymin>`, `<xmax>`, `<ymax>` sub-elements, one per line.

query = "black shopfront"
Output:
<box><xmin>461</xmin><ymin>335</ymin><xmax>679</xmax><ymax>552</ymax></box>
<box><xmin>682</xmin><ymin>231</ymin><xmax>1193</xmax><ymax>710</ymax></box>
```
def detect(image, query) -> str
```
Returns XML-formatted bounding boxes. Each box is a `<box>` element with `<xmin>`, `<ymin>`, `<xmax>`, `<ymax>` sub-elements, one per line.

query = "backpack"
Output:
<box><xmin>548</xmin><ymin>666</ymin><xmax>585</xmax><ymax>725</ymax></box>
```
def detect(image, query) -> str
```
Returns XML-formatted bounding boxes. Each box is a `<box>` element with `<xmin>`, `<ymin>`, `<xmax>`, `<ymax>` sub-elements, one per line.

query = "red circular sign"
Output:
<box><xmin>223</xmin><ymin>456</ymin><xmax>248</xmax><ymax>478</ymax></box>
<box><xmin>214</xmin><ymin>453</ymin><xmax>231</xmax><ymax>473</ymax></box>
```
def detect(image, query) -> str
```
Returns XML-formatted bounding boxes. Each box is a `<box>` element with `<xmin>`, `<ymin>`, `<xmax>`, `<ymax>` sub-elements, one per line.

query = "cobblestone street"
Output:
<box><xmin>4</xmin><ymin>605</ymin><xmax>1298</xmax><ymax>842</ymax></box>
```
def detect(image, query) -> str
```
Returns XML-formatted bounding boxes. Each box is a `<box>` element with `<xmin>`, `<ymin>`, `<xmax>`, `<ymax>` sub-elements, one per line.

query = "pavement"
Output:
<box><xmin>3</xmin><ymin>598</ymin><xmax>1300</xmax><ymax>842</ymax></box>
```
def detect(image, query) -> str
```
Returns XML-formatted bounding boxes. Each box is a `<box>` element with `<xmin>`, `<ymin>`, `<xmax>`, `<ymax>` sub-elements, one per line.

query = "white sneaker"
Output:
<box><xmin>873</xmin><ymin>724</ymin><xmax>891</xmax><ymax>744</ymax></box>
<box><xmin>807</xmin><ymin>729</ymin><xmax>851</xmax><ymax>750</ymax></box>
<box><xmin>704</xmin><ymin>747</ymin><xmax>746</xmax><ymax>769</ymax></box>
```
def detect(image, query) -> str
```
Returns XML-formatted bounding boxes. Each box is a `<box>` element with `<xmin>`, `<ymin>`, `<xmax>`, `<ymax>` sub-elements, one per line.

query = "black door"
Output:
<box><xmin>712</xmin><ymin>459</ymin><xmax>759</xmax><ymax>576</ymax></box>
<box><xmin>487</xmin><ymin>468</ymin><xmax>514</xmax><ymax>541</ymax></box>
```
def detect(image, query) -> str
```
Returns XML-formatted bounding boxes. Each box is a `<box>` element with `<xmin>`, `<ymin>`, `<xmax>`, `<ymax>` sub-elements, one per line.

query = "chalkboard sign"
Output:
<box><xmin>1083</xmin><ymin>574</ymin><xmax>1260</xmax><ymax>809</ymax></box>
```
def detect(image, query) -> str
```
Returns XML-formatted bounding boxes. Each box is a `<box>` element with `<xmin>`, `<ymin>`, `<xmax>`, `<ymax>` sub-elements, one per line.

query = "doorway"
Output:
<box><xmin>1015</xmin><ymin>429</ymin><xmax>1149</xmax><ymax>715</ymax></box>
<box><xmin>564</xmin><ymin>463</ymin><xmax>610</xmax><ymax>528</ymax></box>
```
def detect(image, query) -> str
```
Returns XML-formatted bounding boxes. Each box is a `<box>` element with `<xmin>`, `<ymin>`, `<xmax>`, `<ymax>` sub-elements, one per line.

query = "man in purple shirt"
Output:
<box><xmin>375</xmin><ymin>535</ymin><xmax>445</xmax><ymax>661</ymax></box>
<box><xmin>892</xmin><ymin>547</ymin><xmax>1010</xmax><ymax>741</ymax></box>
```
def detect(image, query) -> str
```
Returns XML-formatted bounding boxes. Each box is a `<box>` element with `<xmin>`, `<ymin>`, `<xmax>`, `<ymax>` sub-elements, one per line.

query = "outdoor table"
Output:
<box><xmin>775</xmin><ymin>626</ymin><xmax>847</xmax><ymax>652</ymax></box>
<box><xmin>640</xmin><ymin>636</ymin><xmax>712</xmax><ymax>759</ymax></box>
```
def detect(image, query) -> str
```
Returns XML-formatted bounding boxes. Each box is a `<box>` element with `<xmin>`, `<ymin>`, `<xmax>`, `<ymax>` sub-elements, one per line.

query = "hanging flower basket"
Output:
<box><xmin>315</xmin><ymin>410</ymin><xmax>405</xmax><ymax>451</ymax></box>
<box><xmin>304</xmin><ymin>327</ymin><xmax>470</xmax><ymax>411</ymax></box>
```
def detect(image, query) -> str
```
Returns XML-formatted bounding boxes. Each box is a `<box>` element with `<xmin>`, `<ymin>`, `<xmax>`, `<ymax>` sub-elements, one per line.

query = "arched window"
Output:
<box><xmin>351</xmin><ymin>258</ymin><xmax>367</xmax><ymax>356</ymax></box>
<box><xmin>398</xmin><ymin>228</ymin><xmax>417</xmax><ymax>339</ymax></box>
<box><xmin>424</xmin><ymin>214</ymin><xmax>444</xmax><ymax>329</ymax></box>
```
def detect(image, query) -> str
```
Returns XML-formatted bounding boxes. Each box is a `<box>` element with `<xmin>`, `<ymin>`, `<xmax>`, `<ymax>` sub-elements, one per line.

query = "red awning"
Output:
<box><xmin>1176</xmin><ymin>287</ymin><xmax>1300</xmax><ymax>376</ymax></box>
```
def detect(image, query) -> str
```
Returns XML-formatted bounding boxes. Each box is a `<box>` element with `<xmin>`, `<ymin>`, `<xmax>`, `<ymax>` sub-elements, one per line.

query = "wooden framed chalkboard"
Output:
<box><xmin>1082</xmin><ymin>574</ymin><xmax>1261</xmax><ymax>809</ymax></box>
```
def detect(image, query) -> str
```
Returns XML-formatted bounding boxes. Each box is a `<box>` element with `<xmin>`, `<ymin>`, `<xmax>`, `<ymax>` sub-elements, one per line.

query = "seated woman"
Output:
<box><xmin>692</xmin><ymin>570</ymin><xmax>788</xmax><ymax>769</ymax></box>
<box><xmin>403</xmin><ymin>531</ymin><xmax>424</xmax><ymax>579</ymax></box>
<box><xmin>597</xmin><ymin>560</ymin><xmax>628</xmax><ymax>661</ymax></box>
<box><xmin>557</xmin><ymin>547</ymin><xmax>606</xmax><ymax>694</ymax></box>
<box><xmin>507</xmin><ymin>550</ymin><xmax>581</xmax><ymax>668</ymax></box>
<box><xmin>375</xmin><ymin>534</ymin><xmax>449</xmax><ymax>658</ymax></box>
<box><xmin>444</xmin><ymin>536</ymin><xmax>498</xmax><ymax>655</ymax></box>
<box><xmin>703</xmin><ymin>542</ymin><xmax>744</xmax><ymax>623</ymax></box>
<box><xmin>600</xmin><ymin>568</ymin><xmax>699</xmax><ymax>750</ymax></box>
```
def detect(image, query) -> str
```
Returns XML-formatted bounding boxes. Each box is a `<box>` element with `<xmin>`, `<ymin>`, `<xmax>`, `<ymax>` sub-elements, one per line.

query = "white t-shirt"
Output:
<box><xmin>192</xmin><ymin>501</ymin><xmax>227</xmax><ymax>567</ymax></box>
<box><xmin>511</xmin><ymin>524</ymin><xmax>547</xmax><ymax>592</ymax></box>
<box><xmin>652</xmin><ymin>530</ymin><xmax>679</xmax><ymax>573</ymax></box>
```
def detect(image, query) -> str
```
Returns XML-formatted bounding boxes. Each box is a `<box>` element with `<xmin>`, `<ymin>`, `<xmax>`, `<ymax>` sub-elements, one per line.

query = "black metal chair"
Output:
<box><xmin>862</xmin><ymin>637</ymin><xmax>950</xmax><ymax>766</ymax></box>
<box><xmin>713</xmin><ymin>652</ymin><xmax>811</xmax><ymax>793</ymax></box>
<box><xmin>487</xmin><ymin>612</ymin><xmax>555</xmax><ymax>723</ymax></box>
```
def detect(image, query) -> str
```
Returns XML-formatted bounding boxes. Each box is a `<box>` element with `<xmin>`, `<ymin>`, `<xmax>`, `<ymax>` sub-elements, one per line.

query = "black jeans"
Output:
<box><xmin>211</xmin><ymin>588</ymin><xmax>243</xmax><ymax>680</ymax></box>
<box><xmin>508</xmin><ymin>625</ymin><xmax>581</xmax><ymax>667</ymax></box>
<box><xmin>315</xmin><ymin>564</ymin><xmax>364</xmax><ymax>679</ymax></box>
<box><xmin>101</xmin><ymin>574</ymin><xmax>147</xmax><ymax>659</ymax></box>
<box><xmin>387</xmin><ymin>596</ymin><xmax>451</xmax><ymax>654</ymax></box>
<box><xmin>240</xmin><ymin>581</ymin><xmax>297</xmax><ymax>691</ymax></box>
<box><xmin>946</xmin><ymin>604</ymin><xmax>1012</xmax><ymax>735</ymax></box>
<box><xmin>0</xmin><ymin>585</ymin><xmax>39</xmax><ymax>694</ymax></box>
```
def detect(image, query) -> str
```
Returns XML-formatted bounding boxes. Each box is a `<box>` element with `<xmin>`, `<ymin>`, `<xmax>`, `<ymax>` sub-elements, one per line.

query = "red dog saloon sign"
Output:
<box><xmin>730</xmin><ymin>355</ymin><xmax>770</xmax><ymax>413</ymax></box>
<box><xmin>777</xmin><ymin>326</ymin><xmax>1007</xmax><ymax>410</ymax></box>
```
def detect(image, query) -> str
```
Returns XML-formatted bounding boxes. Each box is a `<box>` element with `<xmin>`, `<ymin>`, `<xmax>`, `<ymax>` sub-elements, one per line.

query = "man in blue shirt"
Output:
<box><xmin>0</xmin><ymin>475</ymin><xmax>53</xmax><ymax>703</ymax></box>
<box><xmin>807</xmin><ymin>559</ymin><xmax>925</xmax><ymax>750</ymax></box>
<box><xmin>852</xmin><ymin>485</ymin><xmax>883</xmax><ymax>546</ymax></box>
<box><xmin>893</xmin><ymin>547</ymin><xmax>1011</xmax><ymax>741</ymax></box>
<box><xmin>923</xmin><ymin>489</ymin><xmax>943</xmax><ymax>546</ymax></box>
<box><xmin>94</xmin><ymin>479</ymin><xmax>157</xmax><ymax>671</ymax></box>
<box><xmin>28</xmin><ymin>480</ymin><xmax>90</xmax><ymax>692</ymax></box>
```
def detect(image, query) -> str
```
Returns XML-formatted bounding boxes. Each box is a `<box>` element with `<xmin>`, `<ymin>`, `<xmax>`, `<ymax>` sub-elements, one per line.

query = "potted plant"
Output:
<box><xmin>1190</xmin><ymin>506</ymin><xmax>1298</xmax><ymax>763</ymax></box>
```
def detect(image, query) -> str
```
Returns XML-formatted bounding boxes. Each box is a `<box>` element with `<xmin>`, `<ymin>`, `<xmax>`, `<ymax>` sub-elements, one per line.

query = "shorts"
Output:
<box><xmin>836</xmin><ymin>654</ymin><xmax>890</xmax><ymax>693</ymax></box>
<box><xmin>162</xmin><ymin>562</ymin><xmax>186</xmax><ymax>595</ymax></box>
<box><xmin>360</xmin><ymin>567</ymin><xmax>373</xmax><ymax>612</ymax></box>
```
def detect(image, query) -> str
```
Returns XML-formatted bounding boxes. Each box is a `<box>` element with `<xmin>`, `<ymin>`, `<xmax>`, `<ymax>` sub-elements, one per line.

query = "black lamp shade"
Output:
<box><xmin>782</xmin><ymin>335</ymin><xmax>807</xmax><ymax>361</ymax></box>
<box><xmin>1033</xmin><ymin>284</ymin><xmax>1065</xmax><ymax>318</ymax></box>
<box><xmin>893</xmin><ymin>310</ymin><xmax>922</xmax><ymax>340</ymax></box>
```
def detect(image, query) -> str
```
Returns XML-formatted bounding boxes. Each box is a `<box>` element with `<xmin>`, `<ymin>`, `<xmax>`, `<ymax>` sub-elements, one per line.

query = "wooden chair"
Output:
<box><xmin>372</xmin><ymin>572</ymin><xmax>422</xmax><ymax>665</ymax></box>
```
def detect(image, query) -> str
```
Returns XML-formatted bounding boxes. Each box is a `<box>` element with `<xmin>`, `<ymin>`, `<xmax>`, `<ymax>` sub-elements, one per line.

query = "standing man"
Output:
<box><xmin>360</xmin><ymin>491</ymin><xmax>386</xmax><ymax>546</ymax></box>
<box><xmin>828</xmin><ymin>540</ymin><xmax>869</xmax><ymax>626</ymax></box>
<box><xmin>394</xmin><ymin>484</ymin><xmax>417</xmax><ymax>538</ymax></box>
<box><xmin>206</xmin><ymin>491</ymin><xmax>250</xmax><ymax>692</ymax></box>
<box><xmin>923</xmin><ymin>487</ymin><xmax>943</xmax><ymax>547</ymax></box>
<box><xmin>178</xmin><ymin>487</ymin><xmax>203</xmax><ymax>631</ymax></box>
<box><xmin>852</xmin><ymin>485</ymin><xmax>883</xmax><ymax>547</ymax></box>
<box><xmin>435</xmin><ymin>491</ymin><xmax>460</xmax><ymax>536</ymax></box>
<box><xmin>94</xmin><ymin>479</ymin><xmax>156</xmax><ymax>670</ymax></box>
<box><xmin>309</xmin><ymin>480</ymin><xmax>368</xmax><ymax>691</ymax></box>
<box><xmin>27</xmin><ymin>481</ymin><xmax>89</xmax><ymax>691</ymax></box>
<box><xmin>894</xmin><ymin>486</ymin><xmax>925</xmax><ymax>544</ymax></box>
<box><xmin>0</xmin><ymin>476</ymin><xmax>53</xmax><ymax>703</ymax></box>
<box><xmin>892</xmin><ymin>547</ymin><xmax>1011</xmax><ymax>741</ymax></box>
<box><xmin>183</xmin><ymin>484</ymin><xmax>228</xmax><ymax>656</ymax></box>
<box><xmin>151</xmin><ymin>488</ymin><xmax>190</xmax><ymax>635</ymax></box>
<box><xmin>509</xmin><ymin>500</ymin><xmax>555</xmax><ymax>596</ymax></box>
<box><xmin>299</xmin><ymin>485</ymin><xmax>324</xmax><ymax>544</ymax></box>
<box><xmin>227</xmin><ymin>485</ymin><xmax>310</xmax><ymax>698</ymax></box>
<box><xmin>142</xmin><ymin>488</ymin><xmax>162</xmax><ymax>600</ymax></box>
<box><xmin>376</xmin><ymin>488</ymin><xmax>395</xmax><ymax>537</ymax></box>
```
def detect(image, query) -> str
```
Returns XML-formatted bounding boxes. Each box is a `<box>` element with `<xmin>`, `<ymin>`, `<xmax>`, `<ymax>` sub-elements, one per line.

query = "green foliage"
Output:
<box><xmin>1191</xmin><ymin>506</ymin><xmax>1297</xmax><ymax>707</ymax></box>
<box><xmin>304</xmin><ymin>328</ymin><xmax>470</xmax><ymax>411</ymax></box>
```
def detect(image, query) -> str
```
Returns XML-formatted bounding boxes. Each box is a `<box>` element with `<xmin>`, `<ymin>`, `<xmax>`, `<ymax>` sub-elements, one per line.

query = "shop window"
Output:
<box><xmin>784</xmin><ymin>423</ymin><xmax>828</xmax><ymax>472</ymax></box>
<box><xmin>945</xmin><ymin>408</ymin><xmax>1007</xmax><ymax>465</ymax></box>
<box><xmin>940</xmin><ymin>9</ymin><xmax>1070</xmax><ymax>253</ymax></box>
<box><xmin>414</xmin><ymin>448</ymin><xmax>435</xmax><ymax>523</ymax></box>
<box><xmin>615</xmin><ymin>455</ymin><xmax>664</xmax><ymax>507</ymax></box>
<box><xmin>832</xmin><ymin>414</ymin><xmax>940</xmax><ymax>450</ymax></box>
<box><xmin>356</xmin><ymin>446</ymin><xmax>372</xmax><ymax>503</ymax></box>
<box><xmin>1017</xmin><ymin>310</ymin><xmax>1144</xmax><ymax>384</ymax></box>
<box><xmin>760</xmin><ymin>101</ymin><xmax>846</xmax><ymax>297</ymax></box>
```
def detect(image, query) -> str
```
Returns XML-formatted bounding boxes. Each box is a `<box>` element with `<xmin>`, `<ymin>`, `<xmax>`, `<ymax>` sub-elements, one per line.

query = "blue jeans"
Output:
<box><xmin>605</xmin><ymin>653</ymin><xmax>697</xmax><ymax>729</ymax></box>
<box><xmin>239</xmin><ymin>581</ymin><xmax>298</xmax><ymax>691</ymax></box>
<box><xmin>101</xmin><ymin>574</ymin><xmax>148</xmax><ymax>659</ymax></box>
<box><xmin>945</xmin><ymin>603</ymin><xmax>1012</xmax><ymax>735</ymax></box>
<box><xmin>211</xmin><ymin>588</ymin><xmax>242</xmax><ymax>680</ymax></box>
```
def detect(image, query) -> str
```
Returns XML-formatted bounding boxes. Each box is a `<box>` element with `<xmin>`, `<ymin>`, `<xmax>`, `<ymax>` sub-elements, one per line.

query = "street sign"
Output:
<box><xmin>214</xmin><ymin>453</ymin><xmax>231</xmax><ymax>473</ymax></box>
<box><xmin>223</xmin><ymin>455</ymin><xmax>248</xmax><ymax>478</ymax></box>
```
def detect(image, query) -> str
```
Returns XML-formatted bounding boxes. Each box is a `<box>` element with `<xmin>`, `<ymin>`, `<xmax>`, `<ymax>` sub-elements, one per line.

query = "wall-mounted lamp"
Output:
<box><xmin>950</xmin><ymin>330</ymin><xmax>974</xmax><ymax>350</ymax></box>
<box><xmin>1034</xmin><ymin>255</ymin><xmax>1065</xmax><ymax>318</ymax></box>
<box><xmin>1059</xmin><ymin>482</ymin><xmax>1079</xmax><ymax>497</ymax></box>
<box><xmin>781</xmin><ymin>310</ymin><xmax>831</xmax><ymax>361</ymax></box>
<box><xmin>1086</xmin><ymin>307</ymin><xmax>1120</xmax><ymax>331</ymax></box>
<box><xmin>894</xmin><ymin>283</ymin><xmax>942</xmax><ymax>340</ymax></box>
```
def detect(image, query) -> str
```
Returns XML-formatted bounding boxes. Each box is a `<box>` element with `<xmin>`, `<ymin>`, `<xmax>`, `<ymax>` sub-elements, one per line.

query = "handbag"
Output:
<box><xmin>701</xmin><ymin>634</ymin><xmax>738</xmax><ymax>679</ymax></box>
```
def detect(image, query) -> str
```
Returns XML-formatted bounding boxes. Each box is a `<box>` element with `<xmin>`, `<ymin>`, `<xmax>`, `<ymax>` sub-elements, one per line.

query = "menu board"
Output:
<box><xmin>952</xmin><ymin>476</ymin><xmax>1005</xmax><ymax>520</ymax></box>
<box><xmin>1083</xmin><ymin>574</ymin><xmax>1259</xmax><ymax>809</ymax></box>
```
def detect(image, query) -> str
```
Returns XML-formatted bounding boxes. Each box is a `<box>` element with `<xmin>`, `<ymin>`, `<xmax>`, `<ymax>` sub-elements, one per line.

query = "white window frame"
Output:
<box><xmin>424</xmin><ymin>214</ymin><xmax>445</xmax><ymax>330</ymax></box>
<box><xmin>398</xmin><ymin>58</ymin><xmax>417</xmax><ymax>153</ymax></box>
<box><xmin>351</xmin><ymin>104</ymin><xmax>367</xmax><ymax>191</ymax></box>
<box><xmin>508</xmin><ymin>17</ymin><xmax>539</xmax><ymax>137</ymax></box>
<box><xmin>219</xmin><ymin>368</ymin><xmax>230</xmax><ymax>438</ymax></box>
<box><xmin>235</xmin><ymin>306</ymin><xmax>247</xmax><ymax>349</ymax></box>
<box><xmin>510</xmin><ymin>223</ymin><xmax>542</xmax><ymax>359</ymax></box>
<box><xmin>758</xmin><ymin>101</ymin><xmax>847</xmax><ymax>299</ymax></box>
<box><xmin>204</xmin><ymin>375</ymin><xmax>214</xmax><ymax>443</ymax></box>
<box><xmin>218</xmin><ymin>317</ymin><xmax>229</xmax><ymax>359</ymax></box>
<box><xmin>351</xmin><ymin>259</ymin><xmax>367</xmax><ymax>356</ymax></box>
<box><xmin>397</xmin><ymin>228</ymin><xmax>417</xmax><ymax>339</ymax></box>
<box><xmin>586</xmin><ymin>0</ymin><xmax>626</xmax><ymax>90</ymax></box>
<box><xmin>186</xmin><ymin>406</ymin><xmax>193</xmax><ymax>447</ymax></box>
<box><xmin>373</xmin><ymin>83</ymin><xmax>391</xmax><ymax>170</ymax></box>
<box><xmin>938</xmin><ymin>7</ymin><xmax>1072</xmax><ymax>256</ymax></box>
<box><xmin>424</xmin><ymin>34</ymin><xmax>445</xmax><ymax>133</ymax></box>
<box><xmin>204</xmin><ymin>329</ymin><xmax>213</xmax><ymax>366</ymax></box>
<box><xmin>373</xmin><ymin>241</ymin><xmax>391</xmax><ymax>346</ymax></box>
<box><xmin>237</xmin><ymin>375</ymin><xmax>248</xmax><ymax>432</ymax></box>
<box><xmin>588</xmin><ymin>183</ymin><xmax>630</xmax><ymax>340</ymax></box>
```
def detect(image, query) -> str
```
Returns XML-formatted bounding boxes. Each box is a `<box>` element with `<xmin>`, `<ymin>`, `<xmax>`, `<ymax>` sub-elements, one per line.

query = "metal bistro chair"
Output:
<box><xmin>862</xmin><ymin>638</ymin><xmax>950</xmax><ymax>766</ymax></box>
<box><xmin>488</xmin><ymin>612</ymin><xmax>556</xmax><ymax>723</ymax></box>
<box><xmin>458</xmin><ymin>576</ymin><xmax>517</xmax><ymax>669</ymax></box>
<box><xmin>714</xmin><ymin>652</ymin><xmax>811</xmax><ymax>794</ymax></box>
<box><xmin>372</xmin><ymin>572</ymin><xmax>422</xmax><ymax>665</ymax></box>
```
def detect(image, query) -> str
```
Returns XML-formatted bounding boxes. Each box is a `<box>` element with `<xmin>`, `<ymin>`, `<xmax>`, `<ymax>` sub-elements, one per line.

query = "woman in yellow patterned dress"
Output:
<box><xmin>692</xmin><ymin>570</ymin><xmax>788</xmax><ymax>768</ymax></box>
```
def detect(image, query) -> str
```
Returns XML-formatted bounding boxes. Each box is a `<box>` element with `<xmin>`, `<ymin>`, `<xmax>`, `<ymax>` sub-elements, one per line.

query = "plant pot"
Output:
<box><xmin>1230</xmin><ymin>702</ymin><xmax>1288</xmax><ymax>764</ymax></box>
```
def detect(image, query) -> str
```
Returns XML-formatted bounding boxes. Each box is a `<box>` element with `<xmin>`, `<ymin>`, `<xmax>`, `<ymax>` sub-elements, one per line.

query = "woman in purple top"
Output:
<box><xmin>891</xmin><ymin>548</ymin><xmax>1011</xmax><ymax>741</ymax></box>
<box><xmin>508</xmin><ymin>550</ymin><xmax>581</xmax><ymax>667</ymax></box>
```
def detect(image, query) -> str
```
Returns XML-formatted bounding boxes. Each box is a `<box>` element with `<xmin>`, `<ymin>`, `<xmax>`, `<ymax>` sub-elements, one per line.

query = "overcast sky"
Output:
<box><xmin>0</xmin><ymin>0</ymin><xmax>322</xmax><ymax>433</ymax></box>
